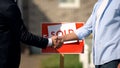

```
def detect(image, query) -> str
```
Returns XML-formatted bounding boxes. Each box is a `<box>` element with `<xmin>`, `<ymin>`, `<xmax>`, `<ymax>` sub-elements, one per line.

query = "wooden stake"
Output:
<box><xmin>60</xmin><ymin>54</ymin><xmax>64</xmax><ymax>68</ymax></box>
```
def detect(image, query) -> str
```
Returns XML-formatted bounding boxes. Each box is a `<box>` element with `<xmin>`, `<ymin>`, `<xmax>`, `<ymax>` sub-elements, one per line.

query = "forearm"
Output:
<box><xmin>62</xmin><ymin>32</ymin><xmax>79</xmax><ymax>42</ymax></box>
<box><xmin>20</xmin><ymin>24</ymin><xmax>48</xmax><ymax>48</ymax></box>
<box><xmin>4</xmin><ymin>4</ymin><xmax>49</xmax><ymax>48</ymax></box>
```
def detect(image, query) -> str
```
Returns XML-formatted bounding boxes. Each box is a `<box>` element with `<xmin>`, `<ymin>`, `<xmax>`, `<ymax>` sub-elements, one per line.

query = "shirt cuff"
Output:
<box><xmin>48</xmin><ymin>38</ymin><xmax>52</xmax><ymax>46</ymax></box>
<box><xmin>74</xmin><ymin>29</ymin><xmax>83</xmax><ymax>40</ymax></box>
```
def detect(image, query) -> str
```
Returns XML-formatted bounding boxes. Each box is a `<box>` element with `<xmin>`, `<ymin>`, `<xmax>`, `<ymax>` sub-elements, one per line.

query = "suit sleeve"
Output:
<box><xmin>4</xmin><ymin>4</ymin><xmax>48</xmax><ymax>48</ymax></box>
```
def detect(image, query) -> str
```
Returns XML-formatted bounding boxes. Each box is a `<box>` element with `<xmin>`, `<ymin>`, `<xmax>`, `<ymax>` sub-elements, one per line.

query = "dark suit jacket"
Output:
<box><xmin>0</xmin><ymin>0</ymin><xmax>48</xmax><ymax>68</ymax></box>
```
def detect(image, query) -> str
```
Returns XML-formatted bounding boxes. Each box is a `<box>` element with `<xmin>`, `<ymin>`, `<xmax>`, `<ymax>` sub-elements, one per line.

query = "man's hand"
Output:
<box><xmin>51</xmin><ymin>36</ymin><xmax>63</xmax><ymax>49</ymax></box>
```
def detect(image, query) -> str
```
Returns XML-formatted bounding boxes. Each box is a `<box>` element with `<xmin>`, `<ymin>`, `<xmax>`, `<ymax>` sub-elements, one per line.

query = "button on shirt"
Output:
<box><xmin>75</xmin><ymin>0</ymin><xmax>120</xmax><ymax>65</ymax></box>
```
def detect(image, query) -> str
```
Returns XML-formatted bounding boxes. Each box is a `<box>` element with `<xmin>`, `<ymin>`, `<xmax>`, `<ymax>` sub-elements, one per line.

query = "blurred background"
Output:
<box><xmin>17</xmin><ymin>0</ymin><xmax>97</xmax><ymax>68</ymax></box>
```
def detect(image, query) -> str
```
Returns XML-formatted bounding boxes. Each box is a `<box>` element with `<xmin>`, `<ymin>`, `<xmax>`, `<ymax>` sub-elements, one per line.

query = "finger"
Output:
<box><xmin>57</xmin><ymin>36</ymin><xmax>63</xmax><ymax>40</ymax></box>
<box><xmin>51</xmin><ymin>36</ymin><xmax>58</xmax><ymax>48</ymax></box>
<box><xmin>56</xmin><ymin>40</ymin><xmax>63</xmax><ymax>49</ymax></box>
<box><xmin>52</xmin><ymin>36</ymin><xmax>63</xmax><ymax>49</ymax></box>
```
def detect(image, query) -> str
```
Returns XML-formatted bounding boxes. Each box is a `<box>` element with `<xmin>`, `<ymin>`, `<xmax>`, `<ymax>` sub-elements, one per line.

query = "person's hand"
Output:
<box><xmin>55</xmin><ymin>36</ymin><xmax>64</xmax><ymax>49</ymax></box>
<box><xmin>51</xmin><ymin>36</ymin><xmax>64</xmax><ymax>49</ymax></box>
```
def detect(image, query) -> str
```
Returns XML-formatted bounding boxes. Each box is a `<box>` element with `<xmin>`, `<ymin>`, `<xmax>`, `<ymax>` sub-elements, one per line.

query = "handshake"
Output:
<box><xmin>51</xmin><ymin>36</ymin><xmax>64</xmax><ymax>49</ymax></box>
<box><xmin>50</xmin><ymin>32</ymin><xmax>78</xmax><ymax>49</ymax></box>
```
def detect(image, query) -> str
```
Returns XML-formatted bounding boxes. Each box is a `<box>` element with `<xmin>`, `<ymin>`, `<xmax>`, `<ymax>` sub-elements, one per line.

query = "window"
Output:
<box><xmin>60</xmin><ymin>0</ymin><xmax>75</xmax><ymax>3</ymax></box>
<box><xmin>59</xmin><ymin>0</ymin><xmax>80</xmax><ymax>8</ymax></box>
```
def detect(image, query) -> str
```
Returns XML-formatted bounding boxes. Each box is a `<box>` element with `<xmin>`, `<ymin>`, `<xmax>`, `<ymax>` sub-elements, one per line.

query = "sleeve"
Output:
<box><xmin>74</xmin><ymin>2</ymin><xmax>98</xmax><ymax>40</ymax></box>
<box><xmin>74</xmin><ymin>14</ymin><xmax>93</xmax><ymax>40</ymax></box>
<box><xmin>4</xmin><ymin>4</ymin><xmax>48</xmax><ymax>48</ymax></box>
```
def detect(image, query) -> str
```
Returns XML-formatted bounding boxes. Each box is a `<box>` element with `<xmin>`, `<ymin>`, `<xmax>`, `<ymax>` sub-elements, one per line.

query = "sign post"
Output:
<box><xmin>60</xmin><ymin>54</ymin><xmax>64</xmax><ymax>68</ymax></box>
<box><xmin>42</xmin><ymin>22</ymin><xmax>84</xmax><ymax>68</ymax></box>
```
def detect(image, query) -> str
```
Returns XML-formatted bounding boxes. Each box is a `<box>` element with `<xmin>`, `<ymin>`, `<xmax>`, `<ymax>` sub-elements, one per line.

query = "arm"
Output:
<box><xmin>54</xmin><ymin>16</ymin><xmax>93</xmax><ymax>48</ymax></box>
<box><xmin>61</xmin><ymin>2</ymin><xmax>98</xmax><ymax>42</ymax></box>
<box><xmin>61</xmin><ymin>14</ymin><xmax>94</xmax><ymax>42</ymax></box>
<box><xmin>4</xmin><ymin>4</ymin><xmax>50</xmax><ymax>48</ymax></box>
<box><xmin>55</xmin><ymin>8</ymin><xmax>95</xmax><ymax>48</ymax></box>
<box><xmin>60</xmin><ymin>32</ymin><xmax>79</xmax><ymax>42</ymax></box>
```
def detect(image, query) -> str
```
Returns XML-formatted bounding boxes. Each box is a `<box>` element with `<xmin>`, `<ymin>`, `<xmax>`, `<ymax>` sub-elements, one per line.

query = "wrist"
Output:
<box><xmin>62</xmin><ymin>35</ymin><xmax>66</xmax><ymax>42</ymax></box>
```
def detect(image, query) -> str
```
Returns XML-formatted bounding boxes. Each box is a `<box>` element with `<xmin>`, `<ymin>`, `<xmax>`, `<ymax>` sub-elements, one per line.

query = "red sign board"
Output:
<box><xmin>42</xmin><ymin>22</ymin><xmax>84</xmax><ymax>54</ymax></box>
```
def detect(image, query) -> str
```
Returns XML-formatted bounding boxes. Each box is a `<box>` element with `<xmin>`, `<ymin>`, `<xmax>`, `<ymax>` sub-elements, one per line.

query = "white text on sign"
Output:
<box><xmin>48</xmin><ymin>23</ymin><xmax>77</xmax><ymax>44</ymax></box>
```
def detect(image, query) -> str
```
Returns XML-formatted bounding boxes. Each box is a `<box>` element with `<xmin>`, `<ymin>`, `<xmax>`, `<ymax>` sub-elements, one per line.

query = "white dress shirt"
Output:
<box><xmin>48</xmin><ymin>38</ymin><xmax>52</xmax><ymax>46</ymax></box>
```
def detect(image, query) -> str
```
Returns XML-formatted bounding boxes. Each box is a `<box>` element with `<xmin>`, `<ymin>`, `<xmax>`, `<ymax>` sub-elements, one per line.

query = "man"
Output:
<box><xmin>0</xmin><ymin>0</ymin><xmax>57</xmax><ymax>68</ymax></box>
<box><xmin>53</xmin><ymin>0</ymin><xmax>120</xmax><ymax>68</ymax></box>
